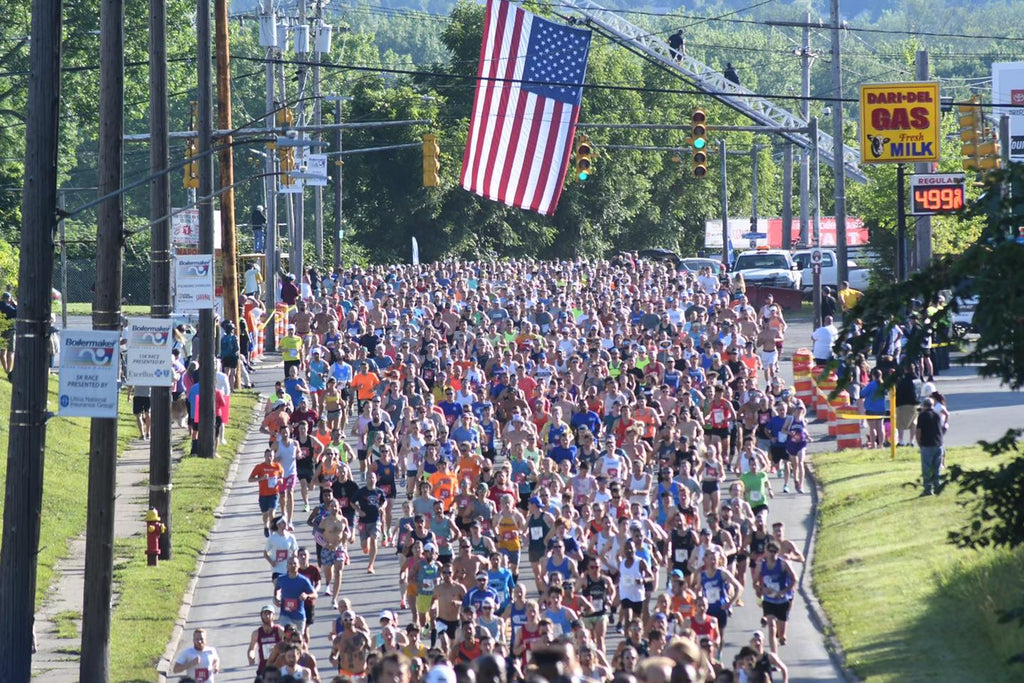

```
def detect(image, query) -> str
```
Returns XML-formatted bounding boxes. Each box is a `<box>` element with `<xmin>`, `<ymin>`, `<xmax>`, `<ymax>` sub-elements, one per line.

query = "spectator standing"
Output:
<box><xmin>0</xmin><ymin>291</ymin><xmax>17</xmax><ymax>376</ymax></box>
<box><xmin>916</xmin><ymin>397</ymin><xmax>945</xmax><ymax>495</ymax></box>
<box><xmin>251</xmin><ymin>205</ymin><xmax>267</xmax><ymax>253</ymax></box>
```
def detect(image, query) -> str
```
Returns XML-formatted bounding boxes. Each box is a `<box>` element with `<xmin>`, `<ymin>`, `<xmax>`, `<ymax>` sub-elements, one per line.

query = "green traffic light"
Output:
<box><xmin>578</xmin><ymin>171</ymin><xmax>589</xmax><ymax>180</ymax></box>
<box><xmin>693</xmin><ymin>137</ymin><xmax>706</xmax><ymax>150</ymax></box>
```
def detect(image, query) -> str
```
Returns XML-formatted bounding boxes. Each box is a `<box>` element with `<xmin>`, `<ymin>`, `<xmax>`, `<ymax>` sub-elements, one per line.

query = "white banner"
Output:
<box><xmin>125</xmin><ymin>317</ymin><xmax>174</xmax><ymax>386</ymax></box>
<box><xmin>174</xmin><ymin>254</ymin><xmax>216</xmax><ymax>311</ymax></box>
<box><xmin>171</xmin><ymin>208</ymin><xmax>222</xmax><ymax>248</ymax></box>
<box><xmin>305</xmin><ymin>153</ymin><xmax>329</xmax><ymax>186</ymax></box>
<box><xmin>58</xmin><ymin>330</ymin><xmax>121</xmax><ymax>418</ymax></box>
<box><xmin>992</xmin><ymin>62</ymin><xmax>1024</xmax><ymax>161</ymax></box>
<box><xmin>412</xmin><ymin>237</ymin><xmax>420</xmax><ymax>265</ymax></box>
<box><xmin>704</xmin><ymin>218</ymin><xmax>770</xmax><ymax>249</ymax></box>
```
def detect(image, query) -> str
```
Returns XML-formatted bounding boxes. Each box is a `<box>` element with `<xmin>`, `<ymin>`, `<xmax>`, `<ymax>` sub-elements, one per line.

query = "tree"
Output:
<box><xmin>840</xmin><ymin>164</ymin><xmax>1024</xmax><ymax>662</ymax></box>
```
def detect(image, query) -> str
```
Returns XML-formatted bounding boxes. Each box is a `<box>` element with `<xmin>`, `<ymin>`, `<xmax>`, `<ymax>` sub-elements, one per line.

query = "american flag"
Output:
<box><xmin>460</xmin><ymin>0</ymin><xmax>592</xmax><ymax>216</ymax></box>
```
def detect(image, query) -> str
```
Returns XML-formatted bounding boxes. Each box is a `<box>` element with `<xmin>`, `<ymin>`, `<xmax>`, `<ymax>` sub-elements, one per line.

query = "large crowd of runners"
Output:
<box><xmin>178</xmin><ymin>255</ymin><xmax>825</xmax><ymax>683</ymax></box>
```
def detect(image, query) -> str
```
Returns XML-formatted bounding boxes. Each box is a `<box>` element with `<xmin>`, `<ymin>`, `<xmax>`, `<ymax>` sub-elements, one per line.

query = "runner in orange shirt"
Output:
<box><xmin>351</xmin><ymin>367</ymin><xmax>381</xmax><ymax>413</ymax></box>
<box><xmin>428</xmin><ymin>458</ymin><xmax>459</xmax><ymax>512</ymax></box>
<box><xmin>249</xmin><ymin>449</ymin><xmax>285</xmax><ymax>537</ymax></box>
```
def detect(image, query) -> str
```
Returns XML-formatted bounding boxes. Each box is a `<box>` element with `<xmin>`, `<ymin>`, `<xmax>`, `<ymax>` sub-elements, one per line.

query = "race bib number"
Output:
<box><xmin>607</xmin><ymin>468</ymin><xmax>618</xmax><ymax>479</ymax></box>
<box><xmin>282</xmin><ymin>598</ymin><xmax>299</xmax><ymax>613</ymax></box>
<box><xmin>530</xmin><ymin>527</ymin><xmax>543</xmax><ymax>541</ymax></box>
<box><xmin>422</xmin><ymin>578</ymin><xmax>435</xmax><ymax>591</ymax></box>
<box><xmin>778</xmin><ymin>433</ymin><xmax>788</xmax><ymax>443</ymax></box>
<box><xmin>674</xmin><ymin>548</ymin><xmax>689</xmax><ymax>563</ymax></box>
<box><xmin>382</xmin><ymin>484</ymin><xmax>393</xmax><ymax>496</ymax></box>
<box><xmin>267</xmin><ymin>476</ymin><xmax>278</xmax><ymax>489</ymax></box>
<box><xmin>713</xmin><ymin>409</ymin><xmax>725</xmax><ymax>424</ymax></box>
<box><xmin>439</xmin><ymin>489</ymin><xmax>452</xmax><ymax>500</ymax></box>
<box><xmin>704</xmin><ymin>585</ymin><xmax>722</xmax><ymax>604</ymax></box>
<box><xmin>275</xmin><ymin>549</ymin><xmax>289</xmax><ymax>563</ymax></box>
<box><xmin>750</xmin><ymin>491</ymin><xmax>763</xmax><ymax>502</ymax></box>
<box><xmin>763</xmin><ymin>576</ymin><xmax>779</xmax><ymax>592</ymax></box>
<box><xmin>194</xmin><ymin>668</ymin><xmax>210</xmax><ymax>683</ymax></box>
<box><xmin>503</xmin><ymin>530</ymin><xmax>516</xmax><ymax>542</ymax></box>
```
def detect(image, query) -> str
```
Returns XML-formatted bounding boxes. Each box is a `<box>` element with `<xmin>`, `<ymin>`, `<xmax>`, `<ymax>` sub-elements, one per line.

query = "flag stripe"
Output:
<box><xmin>459</xmin><ymin>0</ymin><xmax>497</xmax><ymax>187</ymax></box>
<box><xmin>481</xmin><ymin>10</ymin><xmax>527</xmax><ymax>197</ymax></box>
<box><xmin>466</xmin><ymin>0</ymin><xmax>507</xmax><ymax>190</ymax></box>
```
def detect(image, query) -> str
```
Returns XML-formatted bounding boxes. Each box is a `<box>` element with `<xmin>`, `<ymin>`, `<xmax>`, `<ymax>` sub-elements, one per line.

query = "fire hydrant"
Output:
<box><xmin>146</xmin><ymin>508</ymin><xmax>166</xmax><ymax>566</ymax></box>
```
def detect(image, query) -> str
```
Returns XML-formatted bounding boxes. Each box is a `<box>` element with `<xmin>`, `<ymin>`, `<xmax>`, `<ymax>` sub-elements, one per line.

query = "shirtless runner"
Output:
<box><xmin>318</xmin><ymin>498</ymin><xmax>352</xmax><ymax>608</ymax></box>
<box><xmin>329</xmin><ymin>610</ymin><xmax>371</xmax><ymax>679</ymax></box>
<box><xmin>434</xmin><ymin>564</ymin><xmax>468</xmax><ymax>648</ymax></box>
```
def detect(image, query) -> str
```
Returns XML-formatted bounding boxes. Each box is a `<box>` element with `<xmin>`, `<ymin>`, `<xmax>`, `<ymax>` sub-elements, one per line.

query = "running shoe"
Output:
<box><xmin>264</xmin><ymin>526</ymin><xmax>270</xmax><ymax>538</ymax></box>
<box><xmin>782</xmin><ymin>485</ymin><xmax>790</xmax><ymax>493</ymax></box>
<box><xmin>304</xmin><ymin>502</ymin><xmax>310</xmax><ymax>513</ymax></box>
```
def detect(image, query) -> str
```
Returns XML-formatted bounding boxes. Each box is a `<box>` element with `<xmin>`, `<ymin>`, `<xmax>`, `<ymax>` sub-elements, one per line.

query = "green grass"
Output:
<box><xmin>64</xmin><ymin>303</ymin><xmax>151</xmax><ymax>317</ymax></box>
<box><xmin>108</xmin><ymin>389</ymin><xmax>259</xmax><ymax>682</ymax></box>
<box><xmin>0</xmin><ymin>377</ymin><xmax>135</xmax><ymax>608</ymax></box>
<box><xmin>52</xmin><ymin>610</ymin><xmax>81</xmax><ymax>640</ymax></box>
<box><xmin>813</xmin><ymin>446</ymin><xmax>1024</xmax><ymax>682</ymax></box>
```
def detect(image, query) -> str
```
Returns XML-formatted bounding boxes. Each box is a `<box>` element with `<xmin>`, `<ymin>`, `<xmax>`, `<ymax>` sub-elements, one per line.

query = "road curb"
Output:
<box><xmin>800</xmin><ymin>460</ymin><xmax>862</xmax><ymax>683</ymax></box>
<box><xmin>156</xmin><ymin>393</ymin><xmax>266</xmax><ymax>680</ymax></box>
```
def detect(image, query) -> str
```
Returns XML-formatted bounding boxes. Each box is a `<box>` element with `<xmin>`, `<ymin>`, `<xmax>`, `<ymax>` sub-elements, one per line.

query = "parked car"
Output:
<box><xmin>680</xmin><ymin>258</ymin><xmax>727</xmax><ymax>277</ymax></box>
<box><xmin>731</xmin><ymin>250</ymin><xmax>801</xmax><ymax>290</ymax></box>
<box><xmin>792</xmin><ymin>248</ymin><xmax>871</xmax><ymax>295</ymax></box>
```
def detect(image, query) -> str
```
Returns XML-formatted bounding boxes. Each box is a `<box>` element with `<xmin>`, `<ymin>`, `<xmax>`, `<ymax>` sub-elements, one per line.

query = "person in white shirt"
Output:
<box><xmin>811</xmin><ymin>315</ymin><xmax>838</xmax><ymax>365</ymax></box>
<box><xmin>243</xmin><ymin>263</ymin><xmax>263</xmax><ymax>297</ymax></box>
<box><xmin>172</xmin><ymin>628</ymin><xmax>220</xmax><ymax>682</ymax></box>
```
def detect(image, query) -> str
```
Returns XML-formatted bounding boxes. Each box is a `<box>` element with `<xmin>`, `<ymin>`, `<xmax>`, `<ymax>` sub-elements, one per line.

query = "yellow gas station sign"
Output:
<box><xmin>859</xmin><ymin>82</ymin><xmax>941</xmax><ymax>164</ymax></box>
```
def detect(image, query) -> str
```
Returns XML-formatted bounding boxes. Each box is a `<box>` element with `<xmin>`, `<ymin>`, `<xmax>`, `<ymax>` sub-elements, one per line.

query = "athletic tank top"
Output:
<box><xmin>700</xmin><ymin>569</ymin><xmax>729</xmax><ymax>609</ymax></box>
<box><xmin>759</xmin><ymin>558</ymin><xmax>794</xmax><ymax>604</ymax></box>
<box><xmin>527</xmin><ymin>514</ymin><xmax>550</xmax><ymax>552</ymax></box>
<box><xmin>670</xmin><ymin>529</ymin><xmax>696</xmax><ymax>570</ymax></box>
<box><xmin>256</xmin><ymin>626</ymin><xmax>282</xmax><ymax>670</ymax></box>
<box><xmin>582</xmin><ymin>574</ymin><xmax>608</xmax><ymax>613</ymax></box>
<box><xmin>496</xmin><ymin>515</ymin><xmax>521</xmax><ymax>551</ymax></box>
<box><xmin>749</xmin><ymin>530</ymin><xmax>769</xmax><ymax>556</ymax></box>
<box><xmin>618</xmin><ymin>558</ymin><xmax>645</xmax><ymax>602</ymax></box>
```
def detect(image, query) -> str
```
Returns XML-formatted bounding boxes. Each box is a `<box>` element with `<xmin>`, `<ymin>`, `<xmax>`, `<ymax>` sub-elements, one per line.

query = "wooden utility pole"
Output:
<box><xmin>719</xmin><ymin>139</ymin><xmax>729</xmax><ymax>268</ymax></box>
<box><xmin>197</xmin><ymin>0</ymin><xmax>217</xmax><ymax>456</ymax></box>
<box><xmin>830</xmin><ymin>0</ymin><xmax>849</xmax><ymax>285</ymax></box>
<box><xmin>215</xmin><ymin>0</ymin><xmax>240</xmax><ymax>387</ymax></box>
<box><xmin>0</xmin><ymin>0</ymin><xmax>63</xmax><ymax>675</ymax></box>
<box><xmin>148</xmin><ymin>0</ymin><xmax>173</xmax><ymax>558</ymax></box>
<box><xmin>333</xmin><ymin>97</ymin><xmax>344</xmax><ymax>270</ymax></box>
<box><xmin>80</xmin><ymin>0</ymin><xmax>124</xmax><ymax>676</ymax></box>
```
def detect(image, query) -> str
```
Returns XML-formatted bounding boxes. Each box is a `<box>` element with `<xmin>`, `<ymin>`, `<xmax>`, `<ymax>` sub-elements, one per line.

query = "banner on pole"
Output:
<box><xmin>305</xmin><ymin>153</ymin><xmax>329</xmax><ymax>186</ymax></box>
<box><xmin>125</xmin><ymin>317</ymin><xmax>174</xmax><ymax>386</ymax></box>
<box><xmin>174</xmin><ymin>254</ymin><xmax>216</xmax><ymax>311</ymax></box>
<box><xmin>412</xmin><ymin>236</ymin><xmax>420</xmax><ymax>265</ymax></box>
<box><xmin>58</xmin><ymin>330</ymin><xmax>121</xmax><ymax>418</ymax></box>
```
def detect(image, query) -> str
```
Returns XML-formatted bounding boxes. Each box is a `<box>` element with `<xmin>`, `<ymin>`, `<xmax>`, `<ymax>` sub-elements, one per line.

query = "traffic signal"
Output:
<box><xmin>423</xmin><ymin>133</ymin><xmax>440</xmax><ymax>187</ymax></box>
<box><xmin>575</xmin><ymin>135</ymin><xmax>593</xmax><ymax>181</ymax></box>
<box><xmin>183</xmin><ymin>137</ymin><xmax>199</xmax><ymax>189</ymax></box>
<box><xmin>278</xmin><ymin>146</ymin><xmax>295</xmax><ymax>187</ymax></box>
<box><xmin>977</xmin><ymin>132</ymin><xmax>1001</xmax><ymax>172</ymax></box>
<box><xmin>276</xmin><ymin>106</ymin><xmax>294</xmax><ymax>128</ymax></box>
<box><xmin>691</xmin><ymin>109</ymin><xmax>708</xmax><ymax>178</ymax></box>
<box><xmin>959</xmin><ymin>97</ymin><xmax>982</xmax><ymax>172</ymax></box>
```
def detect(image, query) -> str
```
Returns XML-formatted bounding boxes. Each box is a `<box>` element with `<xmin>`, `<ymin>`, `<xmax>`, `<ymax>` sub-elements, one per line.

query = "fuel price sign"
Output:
<box><xmin>910</xmin><ymin>173</ymin><xmax>966</xmax><ymax>215</ymax></box>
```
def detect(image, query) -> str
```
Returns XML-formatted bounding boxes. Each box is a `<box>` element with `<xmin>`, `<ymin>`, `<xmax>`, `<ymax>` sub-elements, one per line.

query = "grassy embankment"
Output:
<box><xmin>813</xmin><ymin>446</ymin><xmax>1024</xmax><ymax>682</ymax></box>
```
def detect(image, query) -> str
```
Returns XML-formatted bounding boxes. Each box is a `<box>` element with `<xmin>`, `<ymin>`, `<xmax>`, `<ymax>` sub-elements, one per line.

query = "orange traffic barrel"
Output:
<box><xmin>827</xmin><ymin>390</ymin><xmax>850</xmax><ymax>437</ymax></box>
<box><xmin>836</xmin><ymin>417</ymin><xmax>864</xmax><ymax>450</ymax></box>
<box><xmin>792</xmin><ymin>348</ymin><xmax>813</xmax><ymax>377</ymax></box>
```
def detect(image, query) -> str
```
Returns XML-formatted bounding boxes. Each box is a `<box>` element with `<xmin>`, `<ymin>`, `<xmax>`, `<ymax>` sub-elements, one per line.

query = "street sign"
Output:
<box><xmin>810</xmin><ymin>248</ymin><xmax>823</xmax><ymax>265</ymax></box>
<box><xmin>860</xmin><ymin>82</ymin><xmax>941</xmax><ymax>164</ymax></box>
<box><xmin>812</xmin><ymin>262</ymin><xmax>822</xmax><ymax>275</ymax></box>
<box><xmin>910</xmin><ymin>173</ymin><xmax>966</xmax><ymax>215</ymax></box>
<box><xmin>741</xmin><ymin>232</ymin><xmax>768</xmax><ymax>239</ymax></box>
<box><xmin>174</xmin><ymin>254</ymin><xmax>215</xmax><ymax>311</ymax></box>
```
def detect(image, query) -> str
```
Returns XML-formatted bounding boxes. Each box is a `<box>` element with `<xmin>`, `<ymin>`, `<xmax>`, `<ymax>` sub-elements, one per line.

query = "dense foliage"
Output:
<box><xmin>1</xmin><ymin>0</ymin><xmax>1023</xmax><ymax>275</ymax></box>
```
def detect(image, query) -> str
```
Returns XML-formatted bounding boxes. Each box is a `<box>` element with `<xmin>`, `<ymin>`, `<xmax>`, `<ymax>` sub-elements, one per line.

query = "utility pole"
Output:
<box><xmin>292</xmin><ymin>0</ymin><xmax>309</xmax><ymax>277</ymax></box>
<box><xmin>215</xmin><ymin>0</ymin><xmax>240</xmax><ymax>387</ymax></box>
<box><xmin>896</xmin><ymin>163</ymin><xmax>908</xmax><ymax>281</ymax></box>
<box><xmin>312</xmin><ymin>1</ymin><xmax>324</xmax><ymax>262</ymax></box>
<box><xmin>914</xmin><ymin>50</ymin><xmax>932</xmax><ymax>273</ymax></box>
<box><xmin>81</xmin><ymin>0</ymin><xmax>124</xmax><ymax>675</ymax></box>
<box><xmin>750</xmin><ymin>144</ymin><xmax>761</xmax><ymax>233</ymax></box>
<box><xmin>799</xmin><ymin>12</ymin><xmax>812</xmax><ymax>246</ymax></box>
<box><xmin>0</xmin><ymin>0</ymin><xmax>62</xmax><ymax>673</ymax></box>
<box><xmin>719</xmin><ymin>139</ymin><xmax>729</xmax><ymax>268</ymax></box>
<box><xmin>811</xmin><ymin>116</ymin><xmax>822</xmax><ymax>327</ymax></box>
<box><xmin>197</xmin><ymin>0</ymin><xmax>217</xmax><ymax>457</ymax></box>
<box><xmin>333</xmin><ymin>96</ymin><xmax>345</xmax><ymax>270</ymax></box>
<box><xmin>279</xmin><ymin>33</ymin><xmax>295</xmax><ymax>276</ymax></box>
<box><xmin>263</xmin><ymin>0</ymin><xmax>278</xmax><ymax>351</ymax></box>
<box><xmin>830</xmin><ymin>0</ymin><xmax>849</xmax><ymax>285</ymax></box>
<box><xmin>782</xmin><ymin>143</ymin><xmax>793</xmax><ymax>249</ymax></box>
<box><xmin>148</xmin><ymin>0</ymin><xmax>173</xmax><ymax>559</ymax></box>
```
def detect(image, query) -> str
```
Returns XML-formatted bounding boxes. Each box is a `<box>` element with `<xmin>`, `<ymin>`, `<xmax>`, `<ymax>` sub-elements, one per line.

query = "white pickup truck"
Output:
<box><xmin>792</xmin><ymin>248</ymin><xmax>872</xmax><ymax>295</ymax></box>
